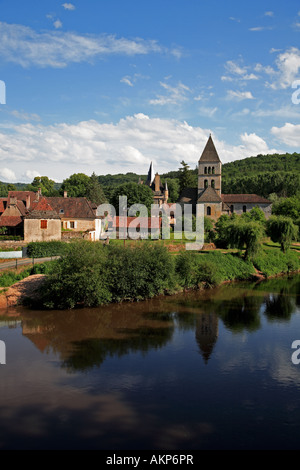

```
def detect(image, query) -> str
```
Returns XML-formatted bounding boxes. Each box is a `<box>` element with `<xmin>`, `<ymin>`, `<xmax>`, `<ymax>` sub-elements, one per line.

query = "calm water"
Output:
<box><xmin>0</xmin><ymin>275</ymin><xmax>300</xmax><ymax>450</ymax></box>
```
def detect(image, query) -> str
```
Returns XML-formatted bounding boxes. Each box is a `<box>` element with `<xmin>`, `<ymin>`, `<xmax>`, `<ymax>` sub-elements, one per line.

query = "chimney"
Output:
<box><xmin>37</xmin><ymin>187</ymin><xmax>42</xmax><ymax>199</ymax></box>
<box><xmin>26</xmin><ymin>194</ymin><xmax>31</xmax><ymax>209</ymax></box>
<box><xmin>64</xmin><ymin>191</ymin><xmax>68</xmax><ymax>198</ymax></box>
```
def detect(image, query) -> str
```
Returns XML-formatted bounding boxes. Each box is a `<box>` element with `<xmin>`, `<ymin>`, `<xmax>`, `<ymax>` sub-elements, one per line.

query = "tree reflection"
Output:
<box><xmin>217</xmin><ymin>295</ymin><xmax>262</xmax><ymax>333</ymax></box>
<box><xmin>263</xmin><ymin>290</ymin><xmax>294</xmax><ymax>322</ymax></box>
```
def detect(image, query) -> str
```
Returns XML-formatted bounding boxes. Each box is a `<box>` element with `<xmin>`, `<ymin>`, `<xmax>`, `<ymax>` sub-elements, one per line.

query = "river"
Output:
<box><xmin>0</xmin><ymin>274</ymin><xmax>299</xmax><ymax>450</ymax></box>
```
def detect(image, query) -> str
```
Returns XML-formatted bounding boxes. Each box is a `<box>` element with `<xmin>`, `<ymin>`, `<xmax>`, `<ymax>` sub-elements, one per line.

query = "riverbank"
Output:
<box><xmin>0</xmin><ymin>274</ymin><xmax>47</xmax><ymax>309</ymax></box>
<box><xmin>0</xmin><ymin>241</ymin><xmax>299</xmax><ymax>310</ymax></box>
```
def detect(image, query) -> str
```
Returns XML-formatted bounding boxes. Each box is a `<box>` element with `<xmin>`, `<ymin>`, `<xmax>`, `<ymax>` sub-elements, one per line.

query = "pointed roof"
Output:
<box><xmin>146</xmin><ymin>161</ymin><xmax>154</xmax><ymax>186</ymax></box>
<box><xmin>199</xmin><ymin>135</ymin><xmax>221</xmax><ymax>163</ymax></box>
<box><xmin>197</xmin><ymin>187</ymin><xmax>222</xmax><ymax>203</ymax></box>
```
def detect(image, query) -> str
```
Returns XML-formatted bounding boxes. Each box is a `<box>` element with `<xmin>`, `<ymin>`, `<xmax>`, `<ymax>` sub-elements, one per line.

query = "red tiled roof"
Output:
<box><xmin>0</xmin><ymin>216</ymin><xmax>23</xmax><ymax>227</ymax></box>
<box><xmin>221</xmin><ymin>194</ymin><xmax>271</xmax><ymax>204</ymax></box>
<box><xmin>8</xmin><ymin>191</ymin><xmax>37</xmax><ymax>208</ymax></box>
<box><xmin>45</xmin><ymin>197</ymin><xmax>97</xmax><ymax>219</ymax></box>
<box><xmin>0</xmin><ymin>198</ymin><xmax>8</xmax><ymax>214</ymax></box>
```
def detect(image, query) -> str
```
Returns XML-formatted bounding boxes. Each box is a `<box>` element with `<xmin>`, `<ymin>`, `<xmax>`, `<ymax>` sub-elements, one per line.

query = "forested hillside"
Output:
<box><xmin>0</xmin><ymin>151</ymin><xmax>299</xmax><ymax>200</ymax></box>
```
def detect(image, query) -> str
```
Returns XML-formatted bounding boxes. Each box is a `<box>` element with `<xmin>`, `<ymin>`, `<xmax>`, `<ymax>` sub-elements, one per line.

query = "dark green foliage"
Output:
<box><xmin>178</xmin><ymin>161</ymin><xmax>197</xmax><ymax>194</ymax></box>
<box><xmin>214</xmin><ymin>217</ymin><xmax>265</xmax><ymax>259</ymax></box>
<box><xmin>107</xmin><ymin>244</ymin><xmax>175</xmax><ymax>301</ymax></box>
<box><xmin>241</xmin><ymin>206</ymin><xmax>266</xmax><ymax>224</ymax></box>
<box><xmin>27</xmin><ymin>241</ymin><xmax>70</xmax><ymax>258</ymax></box>
<box><xmin>38</xmin><ymin>242</ymin><xmax>175</xmax><ymax>309</ymax></box>
<box><xmin>86</xmin><ymin>172</ymin><xmax>107</xmax><ymax>206</ymax></box>
<box><xmin>0</xmin><ymin>235</ymin><xmax>22</xmax><ymax>241</ymax></box>
<box><xmin>266</xmin><ymin>216</ymin><xmax>299</xmax><ymax>252</ymax></box>
<box><xmin>26</xmin><ymin>176</ymin><xmax>59</xmax><ymax>197</ymax></box>
<box><xmin>60</xmin><ymin>173</ymin><xmax>91</xmax><ymax>198</ymax></box>
<box><xmin>40</xmin><ymin>241</ymin><xmax>112</xmax><ymax>309</ymax></box>
<box><xmin>110</xmin><ymin>182</ymin><xmax>154</xmax><ymax>213</ymax></box>
<box><xmin>272</xmin><ymin>196</ymin><xmax>300</xmax><ymax>222</ymax></box>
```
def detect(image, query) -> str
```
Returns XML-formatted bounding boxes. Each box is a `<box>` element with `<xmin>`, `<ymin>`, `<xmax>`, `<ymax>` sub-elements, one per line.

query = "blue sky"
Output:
<box><xmin>0</xmin><ymin>0</ymin><xmax>300</xmax><ymax>183</ymax></box>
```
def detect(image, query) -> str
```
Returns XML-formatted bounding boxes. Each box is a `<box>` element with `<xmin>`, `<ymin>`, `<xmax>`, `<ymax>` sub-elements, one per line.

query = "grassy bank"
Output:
<box><xmin>22</xmin><ymin>240</ymin><xmax>299</xmax><ymax>310</ymax></box>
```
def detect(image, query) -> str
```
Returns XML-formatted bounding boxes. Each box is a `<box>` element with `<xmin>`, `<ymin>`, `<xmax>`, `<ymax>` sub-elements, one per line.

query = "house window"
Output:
<box><xmin>41</xmin><ymin>220</ymin><xmax>47</xmax><ymax>229</ymax></box>
<box><xmin>207</xmin><ymin>206</ymin><xmax>211</xmax><ymax>216</ymax></box>
<box><xmin>211</xmin><ymin>179</ymin><xmax>215</xmax><ymax>188</ymax></box>
<box><xmin>204</xmin><ymin>179</ymin><xmax>208</xmax><ymax>189</ymax></box>
<box><xmin>70</xmin><ymin>221</ymin><xmax>75</xmax><ymax>229</ymax></box>
<box><xmin>243</xmin><ymin>205</ymin><xmax>247</xmax><ymax>213</ymax></box>
<box><xmin>59</xmin><ymin>209</ymin><xmax>64</xmax><ymax>214</ymax></box>
<box><xmin>230</xmin><ymin>205</ymin><xmax>234</xmax><ymax>213</ymax></box>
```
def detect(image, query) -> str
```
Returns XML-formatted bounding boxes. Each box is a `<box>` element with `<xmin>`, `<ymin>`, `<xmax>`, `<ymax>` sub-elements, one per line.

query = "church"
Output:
<box><xmin>178</xmin><ymin>135</ymin><xmax>272</xmax><ymax>220</ymax></box>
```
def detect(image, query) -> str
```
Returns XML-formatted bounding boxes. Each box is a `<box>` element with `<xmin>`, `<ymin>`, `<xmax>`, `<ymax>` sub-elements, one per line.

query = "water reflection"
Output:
<box><xmin>0</xmin><ymin>275</ymin><xmax>299</xmax><ymax>370</ymax></box>
<box><xmin>0</xmin><ymin>275</ymin><xmax>300</xmax><ymax>449</ymax></box>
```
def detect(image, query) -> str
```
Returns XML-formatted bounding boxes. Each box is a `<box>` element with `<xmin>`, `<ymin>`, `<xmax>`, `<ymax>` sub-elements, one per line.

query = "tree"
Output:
<box><xmin>111</xmin><ymin>182</ymin><xmax>154</xmax><ymax>214</ymax></box>
<box><xmin>60</xmin><ymin>173</ymin><xmax>91</xmax><ymax>198</ymax></box>
<box><xmin>215</xmin><ymin>218</ymin><xmax>264</xmax><ymax>259</ymax></box>
<box><xmin>86</xmin><ymin>172</ymin><xmax>107</xmax><ymax>206</ymax></box>
<box><xmin>178</xmin><ymin>161</ymin><xmax>196</xmax><ymax>194</ymax></box>
<box><xmin>241</xmin><ymin>206</ymin><xmax>266</xmax><ymax>224</ymax></box>
<box><xmin>27</xmin><ymin>176</ymin><xmax>59</xmax><ymax>196</ymax></box>
<box><xmin>164</xmin><ymin>178</ymin><xmax>180</xmax><ymax>202</ymax></box>
<box><xmin>272</xmin><ymin>196</ymin><xmax>300</xmax><ymax>222</ymax></box>
<box><xmin>266</xmin><ymin>216</ymin><xmax>298</xmax><ymax>252</ymax></box>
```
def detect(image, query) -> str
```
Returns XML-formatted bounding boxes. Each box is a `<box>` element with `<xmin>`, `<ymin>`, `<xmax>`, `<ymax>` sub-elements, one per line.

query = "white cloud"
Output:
<box><xmin>0</xmin><ymin>168</ymin><xmax>17</xmax><ymax>182</ymax></box>
<box><xmin>198</xmin><ymin>107</ymin><xmax>218</xmax><ymax>118</ymax></box>
<box><xmin>0</xmin><ymin>22</ymin><xmax>171</xmax><ymax>68</ymax></box>
<box><xmin>62</xmin><ymin>3</ymin><xmax>76</xmax><ymax>10</ymax></box>
<box><xmin>9</xmin><ymin>110</ymin><xmax>41</xmax><ymax>122</ymax></box>
<box><xmin>53</xmin><ymin>19</ymin><xmax>63</xmax><ymax>29</ymax></box>
<box><xmin>267</xmin><ymin>47</ymin><xmax>300</xmax><ymax>89</ymax></box>
<box><xmin>239</xmin><ymin>132</ymin><xmax>276</xmax><ymax>155</ymax></box>
<box><xmin>0</xmin><ymin>115</ymin><xmax>279</xmax><ymax>182</ymax></box>
<box><xmin>264</xmin><ymin>11</ymin><xmax>274</xmax><ymax>17</ymax></box>
<box><xmin>22</xmin><ymin>170</ymin><xmax>41</xmax><ymax>182</ymax></box>
<box><xmin>120</xmin><ymin>76</ymin><xmax>134</xmax><ymax>87</ymax></box>
<box><xmin>271</xmin><ymin>122</ymin><xmax>300</xmax><ymax>146</ymax></box>
<box><xmin>249</xmin><ymin>26</ymin><xmax>273</xmax><ymax>31</ymax></box>
<box><xmin>223</xmin><ymin>60</ymin><xmax>259</xmax><ymax>82</ymax></box>
<box><xmin>226</xmin><ymin>90</ymin><xmax>255</xmax><ymax>101</ymax></box>
<box><xmin>149</xmin><ymin>81</ymin><xmax>191</xmax><ymax>106</ymax></box>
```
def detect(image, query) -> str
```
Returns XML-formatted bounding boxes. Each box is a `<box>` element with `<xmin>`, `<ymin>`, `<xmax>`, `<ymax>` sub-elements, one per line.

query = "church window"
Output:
<box><xmin>204</xmin><ymin>167</ymin><xmax>207</xmax><ymax>174</ymax></box>
<box><xmin>208</xmin><ymin>167</ymin><xmax>211</xmax><ymax>174</ymax></box>
<box><xmin>204</xmin><ymin>179</ymin><xmax>208</xmax><ymax>189</ymax></box>
<box><xmin>207</xmin><ymin>206</ymin><xmax>211</xmax><ymax>216</ymax></box>
<box><xmin>243</xmin><ymin>205</ymin><xmax>247</xmax><ymax>213</ymax></box>
<box><xmin>212</xmin><ymin>167</ymin><xmax>215</xmax><ymax>174</ymax></box>
<box><xmin>211</xmin><ymin>180</ymin><xmax>215</xmax><ymax>188</ymax></box>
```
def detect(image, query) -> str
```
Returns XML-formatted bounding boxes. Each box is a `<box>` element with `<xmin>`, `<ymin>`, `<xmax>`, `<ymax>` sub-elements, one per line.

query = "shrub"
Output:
<box><xmin>27</xmin><ymin>241</ymin><xmax>70</xmax><ymax>258</ymax></box>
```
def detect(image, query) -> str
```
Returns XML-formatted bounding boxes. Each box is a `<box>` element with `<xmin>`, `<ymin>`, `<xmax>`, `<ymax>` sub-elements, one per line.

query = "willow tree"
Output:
<box><xmin>266</xmin><ymin>216</ymin><xmax>298</xmax><ymax>253</ymax></box>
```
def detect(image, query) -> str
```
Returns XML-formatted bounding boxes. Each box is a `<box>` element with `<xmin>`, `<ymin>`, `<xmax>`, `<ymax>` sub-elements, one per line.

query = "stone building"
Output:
<box><xmin>142</xmin><ymin>162</ymin><xmax>169</xmax><ymax>206</ymax></box>
<box><xmin>178</xmin><ymin>135</ymin><xmax>272</xmax><ymax>220</ymax></box>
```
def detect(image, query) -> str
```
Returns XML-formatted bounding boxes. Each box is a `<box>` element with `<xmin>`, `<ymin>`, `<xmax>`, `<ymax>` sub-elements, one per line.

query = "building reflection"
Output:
<box><xmin>195</xmin><ymin>312</ymin><xmax>219</xmax><ymax>364</ymax></box>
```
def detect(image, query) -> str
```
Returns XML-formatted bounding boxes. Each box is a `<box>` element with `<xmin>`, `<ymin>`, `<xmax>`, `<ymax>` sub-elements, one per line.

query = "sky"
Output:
<box><xmin>0</xmin><ymin>0</ymin><xmax>300</xmax><ymax>183</ymax></box>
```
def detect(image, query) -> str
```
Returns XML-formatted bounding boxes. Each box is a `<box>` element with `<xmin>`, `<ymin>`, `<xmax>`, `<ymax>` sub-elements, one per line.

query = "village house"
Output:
<box><xmin>178</xmin><ymin>135</ymin><xmax>272</xmax><ymax>220</ymax></box>
<box><xmin>0</xmin><ymin>190</ymin><xmax>102</xmax><ymax>242</ymax></box>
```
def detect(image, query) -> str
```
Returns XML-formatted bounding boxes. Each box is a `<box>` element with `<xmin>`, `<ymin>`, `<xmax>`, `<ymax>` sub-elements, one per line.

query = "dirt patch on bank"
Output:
<box><xmin>0</xmin><ymin>274</ymin><xmax>47</xmax><ymax>309</ymax></box>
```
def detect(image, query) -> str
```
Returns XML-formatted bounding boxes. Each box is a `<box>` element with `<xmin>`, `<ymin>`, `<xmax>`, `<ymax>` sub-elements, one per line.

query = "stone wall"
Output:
<box><xmin>24</xmin><ymin>219</ymin><xmax>61</xmax><ymax>242</ymax></box>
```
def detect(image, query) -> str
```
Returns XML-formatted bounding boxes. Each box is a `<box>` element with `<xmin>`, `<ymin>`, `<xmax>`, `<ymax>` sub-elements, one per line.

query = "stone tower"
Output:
<box><xmin>198</xmin><ymin>134</ymin><xmax>222</xmax><ymax>198</ymax></box>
